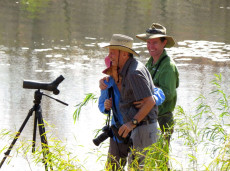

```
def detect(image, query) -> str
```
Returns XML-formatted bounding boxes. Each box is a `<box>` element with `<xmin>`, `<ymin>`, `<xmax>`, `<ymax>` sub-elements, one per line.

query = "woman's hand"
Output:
<box><xmin>104</xmin><ymin>98</ymin><xmax>112</xmax><ymax>110</ymax></box>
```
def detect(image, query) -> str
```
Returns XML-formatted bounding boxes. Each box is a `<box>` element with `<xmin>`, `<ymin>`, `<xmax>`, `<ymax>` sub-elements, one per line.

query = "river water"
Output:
<box><xmin>0</xmin><ymin>0</ymin><xmax>230</xmax><ymax>170</ymax></box>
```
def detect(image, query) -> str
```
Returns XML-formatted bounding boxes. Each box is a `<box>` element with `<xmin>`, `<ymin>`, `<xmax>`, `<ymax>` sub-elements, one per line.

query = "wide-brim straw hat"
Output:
<box><xmin>136</xmin><ymin>23</ymin><xmax>175</xmax><ymax>48</ymax></box>
<box><xmin>103</xmin><ymin>34</ymin><xmax>139</xmax><ymax>56</ymax></box>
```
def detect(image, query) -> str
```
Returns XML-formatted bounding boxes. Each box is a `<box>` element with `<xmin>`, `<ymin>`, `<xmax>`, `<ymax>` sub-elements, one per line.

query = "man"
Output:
<box><xmin>136</xmin><ymin>23</ymin><xmax>179</xmax><ymax>146</ymax></box>
<box><xmin>98</xmin><ymin>55</ymin><xmax>165</xmax><ymax>170</ymax></box>
<box><xmin>102</xmin><ymin>34</ymin><xmax>160</xmax><ymax>168</ymax></box>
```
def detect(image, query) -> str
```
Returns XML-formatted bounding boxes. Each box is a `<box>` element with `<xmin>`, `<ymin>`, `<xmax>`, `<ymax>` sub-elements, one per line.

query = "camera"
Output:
<box><xmin>92</xmin><ymin>125</ymin><xmax>113</xmax><ymax>146</ymax></box>
<box><xmin>93</xmin><ymin>123</ymin><xmax>131</xmax><ymax>146</ymax></box>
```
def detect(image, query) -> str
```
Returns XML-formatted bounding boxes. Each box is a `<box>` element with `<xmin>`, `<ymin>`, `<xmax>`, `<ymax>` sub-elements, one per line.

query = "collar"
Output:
<box><xmin>120</xmin><ymin>57</ymin><xmax>134</xmax><ymax>78</ymax></box>
<box><xmin>151</xmin><ymin>49</ymin><xmax>167</xmax><ymax>66</ymax></box>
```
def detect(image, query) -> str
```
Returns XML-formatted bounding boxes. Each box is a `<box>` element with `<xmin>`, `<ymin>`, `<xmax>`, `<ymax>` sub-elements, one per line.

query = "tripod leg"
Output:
<box><xmin>35</xmin><ymin>105</ymin><xmax>53</xmax><ymax>171</ymax></box>
<box><xmin>0</xmin><ymin>107</ymin><xmax>34</xmax><ymax>168</ymax></box>
<box><xmin>32</xmin><ymin>114</ymin><xmax>38</xmax><ymax>153</ymax></box>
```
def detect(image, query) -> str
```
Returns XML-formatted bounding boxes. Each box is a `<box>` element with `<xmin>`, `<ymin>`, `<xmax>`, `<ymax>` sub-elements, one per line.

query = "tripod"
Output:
<box><xmin>0</xmin><ymin>89</ymin><xmax>68</xmax><ymax>170</ymax></box>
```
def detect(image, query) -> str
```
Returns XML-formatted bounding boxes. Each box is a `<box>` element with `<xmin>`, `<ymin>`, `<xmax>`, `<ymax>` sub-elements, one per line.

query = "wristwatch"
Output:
<box><xmin>131</xmin><ymin>118</ymin><xmax>138</xmax><ymax>125</ymax></box>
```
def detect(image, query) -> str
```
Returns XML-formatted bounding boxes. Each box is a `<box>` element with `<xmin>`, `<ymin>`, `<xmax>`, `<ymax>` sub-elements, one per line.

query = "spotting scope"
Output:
<box><xmin>23</xmin><ymin>75</ymin><xmax>64</xmax><ymax>95</ymax></box>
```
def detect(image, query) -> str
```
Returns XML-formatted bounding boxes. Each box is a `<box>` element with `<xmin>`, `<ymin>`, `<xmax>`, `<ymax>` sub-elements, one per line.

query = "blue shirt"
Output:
<box><xmin>98</xmin><ymin>76</ymin><xmax>165</xmax><ymax>142</ymax></box>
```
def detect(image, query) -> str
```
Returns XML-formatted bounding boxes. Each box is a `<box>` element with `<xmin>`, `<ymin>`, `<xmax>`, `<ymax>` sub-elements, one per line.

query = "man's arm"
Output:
<box><xmin>118</xmin><ymin>95</ymin><xmax>155</xmax><ymax>138</ymax></box>
<box><xmin>133</xmin><ymin>87</ymin><xmax>165</xmax><ymax>108</ymax></box>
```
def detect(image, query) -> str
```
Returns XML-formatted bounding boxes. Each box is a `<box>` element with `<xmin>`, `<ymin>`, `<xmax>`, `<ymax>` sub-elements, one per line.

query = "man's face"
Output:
<box><xmin>109</xmin><ymin>49</ymin><xmax>119</xmax><ymax>67</ymax></box>
<box><xmin>108</xmin><ymin>49</ymin><xmax>129</xmax><ymax>67</ymax></box>
<box><xmin>147</xmin><ymin>38</ymin><xmax>167</xmax><ymax>57</ymax></box>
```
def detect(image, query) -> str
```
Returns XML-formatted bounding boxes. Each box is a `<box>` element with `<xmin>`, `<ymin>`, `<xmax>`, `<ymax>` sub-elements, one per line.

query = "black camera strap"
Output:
<box><xmin>105</xmin><ymin>88</ymin><xmax>112</xmax><ymax>127</ymax></box>
<box><xmin>108</xmin><ymin>87</ymin><xmax>119</xmax><ymax>123</ymax></box>
<box><xmin>108</xmin><ymin>86</ymin><xmax>124</xmax><ymax>157</ymax></box>
<box><xmin>152</xmin><ymin>55</ymin><xmax>168</xmax><ymax>79</ymax></box>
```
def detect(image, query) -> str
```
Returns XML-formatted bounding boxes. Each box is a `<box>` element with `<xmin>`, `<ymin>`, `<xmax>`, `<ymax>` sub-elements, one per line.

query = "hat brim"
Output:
<box><xmin>136</xmin><ymin>33</ymin><xmax>175</xmax><ymax>48</ymax></box>
<box><xmin>102</xmin><ymin>67</ymin><xmax>111</xmax><ymax>75</ymax></box>
<box><xmin>103</xmin><ymin>45</ymin><xmax>140</xmax><ymax>57</ymax></box>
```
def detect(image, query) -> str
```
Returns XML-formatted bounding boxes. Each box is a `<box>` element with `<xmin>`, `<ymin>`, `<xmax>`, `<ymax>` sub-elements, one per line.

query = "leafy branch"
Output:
<box><xmin>73</xmin><ymin>93</ymin><xmax>98</xmax><ymax>123</ymax></box>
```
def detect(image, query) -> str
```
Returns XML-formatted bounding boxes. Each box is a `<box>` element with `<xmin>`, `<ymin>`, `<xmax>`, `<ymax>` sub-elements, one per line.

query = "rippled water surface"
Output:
<box><xmin>0</xmin><ymin>0</ymin><xmax>230</xmax><ymax>170</ymax></box>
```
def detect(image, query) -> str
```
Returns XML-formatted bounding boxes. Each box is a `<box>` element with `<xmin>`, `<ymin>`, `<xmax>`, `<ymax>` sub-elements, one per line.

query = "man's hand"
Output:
<box><xmin>118</xmin><ymin>122</ymin><xmax>136</xmax><ymax>138</ymax></box>
<box><xmin>133</xmin><ymin>96</ymin><xmax>156</xmax><ymax>109</ymax></box>
<box><xmin>104</xmin><ymin>98</ymin><xmax>112</xmax><ymax>110</ymax></box>
<box><xmin>99</xmin><ymin>77</ymin><xmax>109</xmax><ymax>90</ymax></box>
<box><xmin>133</xmin><ymin>99</ymin><xmax>144</xmax><ymax>108</ymax></box>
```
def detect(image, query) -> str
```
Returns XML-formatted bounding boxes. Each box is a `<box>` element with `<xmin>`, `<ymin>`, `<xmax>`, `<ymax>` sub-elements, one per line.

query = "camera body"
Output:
<box><xmin>92</xmin><ymin>123</ymin><xmax>130</xmax><ymax>146</ymax></box>
<box><xmin>92</xmin><ymin>125</ymin><xmax>113</xmax><ymax>146</ymax></box>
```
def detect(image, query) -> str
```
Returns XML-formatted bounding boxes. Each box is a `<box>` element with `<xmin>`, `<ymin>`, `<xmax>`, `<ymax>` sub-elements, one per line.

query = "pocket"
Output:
<box><xmin>148</xmin><ymin>123</ymin><xmax>159</xmax><ymax>143</ymax></box>
<box><xmin>149</xmin><ymin>132</ymin><xmax>158</xmax><ymax>143</ymax></box>
<box><xmin>130</xmin><ymin>127</ymin><xmax>143</xmax><ymax>148</ymax></box>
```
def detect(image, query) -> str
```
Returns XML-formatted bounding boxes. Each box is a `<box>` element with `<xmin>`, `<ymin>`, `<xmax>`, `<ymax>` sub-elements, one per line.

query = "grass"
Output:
<box><xmin>0</xmin><ymin>74</ymin><xmax>229</xmax><ymax>170</ymax></box>
<box><xmin>173</xmin><ymin>74</ymin><xmax>230</xmax><ymax>170</ymax></box>
<box><xmin>0</xmin><ymin>124</ymin><xmax>82</xmax><ymax>170</ymax></box>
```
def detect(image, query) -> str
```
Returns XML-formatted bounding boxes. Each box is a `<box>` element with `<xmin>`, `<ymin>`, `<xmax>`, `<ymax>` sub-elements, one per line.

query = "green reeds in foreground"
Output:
<box><xmin>105</xmin><ymin>74</ymin><xmax>230</xmax><ymax>170</ymax></box>
<box><xmin>174</xmin><ymin>73</ymin><xmax>230</xmax><ymax>170</ymax></box>
<box><xmin>0</xmin><ymin>126</ymin><xmax>83</xmax><ymax>170</ymax></box>
<box><xmin>0</xmin><ymin>74</ymin><xmax>229</xmax><ymax>170</ymax></box>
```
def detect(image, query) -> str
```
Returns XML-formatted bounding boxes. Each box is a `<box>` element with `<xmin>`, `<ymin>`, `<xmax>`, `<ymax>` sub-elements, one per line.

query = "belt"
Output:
<box><xmin>138</xmin><ymin>119</ymin><xmax>157</xmax><ymax>126</ymax></box>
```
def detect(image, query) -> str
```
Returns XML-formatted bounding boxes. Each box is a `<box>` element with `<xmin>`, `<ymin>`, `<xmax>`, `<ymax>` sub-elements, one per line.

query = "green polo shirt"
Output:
<box><xmin>145</xmin><ymin>50</ymin><xmax>179</xmax><ymax>116</ymax></box>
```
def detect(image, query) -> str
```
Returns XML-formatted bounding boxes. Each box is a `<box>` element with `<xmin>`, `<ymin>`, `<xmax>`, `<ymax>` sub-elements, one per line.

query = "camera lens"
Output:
<box><xmin>93</xmin><ymin>132</ymin><xmax>109</xmax><ymax>146</ymax></box>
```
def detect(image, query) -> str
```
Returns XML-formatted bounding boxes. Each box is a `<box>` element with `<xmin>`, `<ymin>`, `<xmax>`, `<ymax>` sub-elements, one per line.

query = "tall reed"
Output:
<box><xmin>0</xmin><ymin>74</ymin><xmax>229</xmax><ymax>170</ymax></box>
<box><xmin>0</xmin><ymin>125</ymin><xmax>82</xmax><ymax>170</ymax></box>
<box><xmin>173</xmin><ymin>74</ymin><xmax>230</xmax><ymax>170</ymax></box>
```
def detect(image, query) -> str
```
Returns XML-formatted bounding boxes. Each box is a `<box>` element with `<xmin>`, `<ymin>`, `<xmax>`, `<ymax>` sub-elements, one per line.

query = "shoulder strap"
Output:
<box><xmin>152</xmin><ymin>55</ymin><xmax>168</xmax><ymax>79</ymax></box>
<box><xmin>108</xmin><ymin>87</ymin><xmax>119</xmax><ymax>123</ymax></box>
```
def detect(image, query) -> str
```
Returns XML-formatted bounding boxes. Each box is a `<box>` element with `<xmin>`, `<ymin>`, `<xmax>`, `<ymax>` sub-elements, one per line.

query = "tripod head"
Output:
<box><xmin>23</xmin><ymin>75</ymin><xmax>64</xmax><ymax>95</ymax></box>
